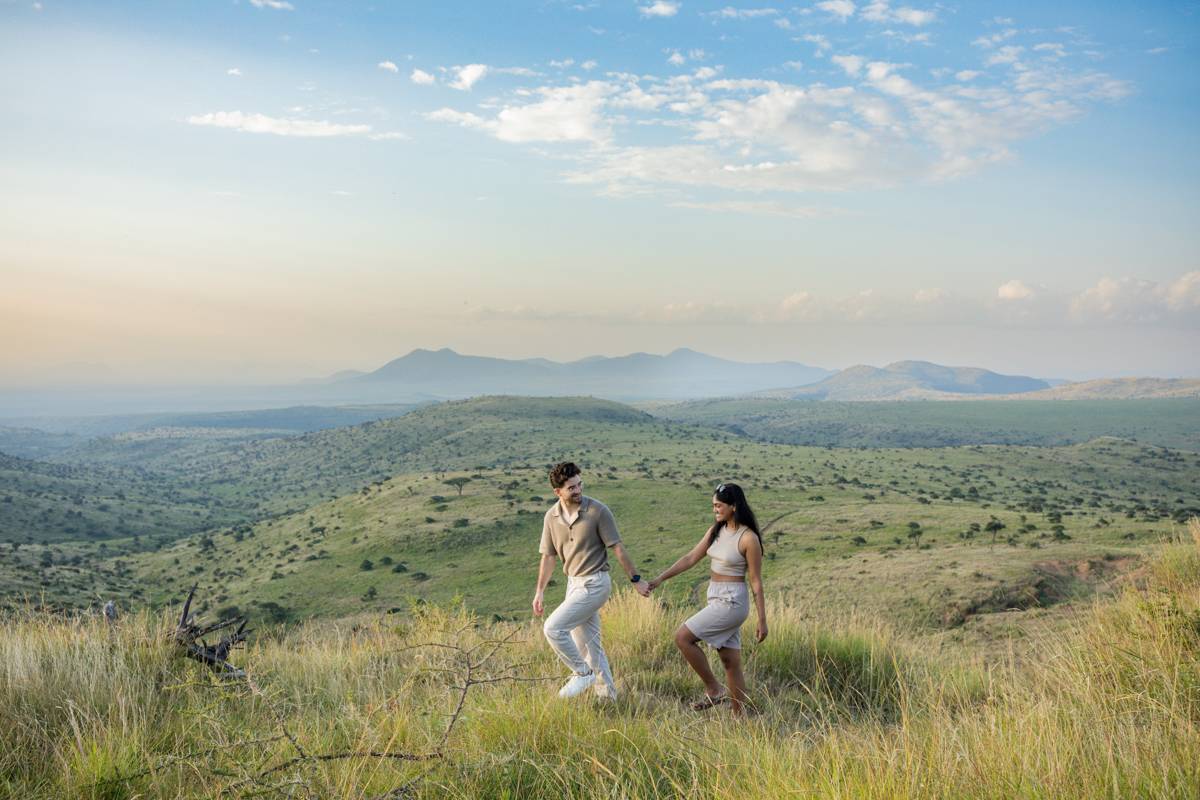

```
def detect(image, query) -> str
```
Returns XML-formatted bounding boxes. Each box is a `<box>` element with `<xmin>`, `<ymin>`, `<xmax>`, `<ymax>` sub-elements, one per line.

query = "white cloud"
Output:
<box><xmin>781</xmin><ymin>291</ymin><xmax>810</xmax><ymax>311</ymax></box>
<box><xmin>249</xmin><ymin>0</ymin><xmax>294</xmax><ymax>9</ymax></box>
<box><xmin>815</xmin><ymin>0</ymin><xmax>855</xmax><ymax>21</ymax></box>
<box><xmin>1146</xmin><ymin>47</ymin><xmax>1168</xmax><ymax>55</ymax></box>
<box><xmin>378</xmin><ymin>61</ymin><xmax>399</xmax><ymax>72</ymax></box>
<box><xmin>775</xmin><ymin>18</ymin><xmax>793</xmax><ymax>29</ymax></box>
<box><xmin>1164</xmin><ymin>271</ymin><xmax>1200</xmax><ymax>311</ymax></box>
<box><xmin>423</xmin><ymin>30</ymin><xmax>1132</xmax><ymax>198</ymax></box>
<box><xmin>998</xmin><ymin>280</ymin><xmax>1034</xmax><ymax>299</ymax></box>
<box><xmin>550</xmin><ymin>58</ymin><xmax>576</xmax><ymax>68</ymax></box>
<box><xmin>450</xmin><ymin>64</ymin><xmax>490</xmax><ymax>90</ymax></box>
<box><xmin>972</xmin><ymin>29</ymin><xmax>1017</xmax><ymax>49</ymax></box>
<box><xmin>228</xmin><ymin>68</ymin><xmax>242</xmax><ymax>76</ymax></box>
<box><xmin>880</xmin><ymin>29</ymin><xmax>931</xmax><ymax>45</ymax></box>
<box><xmin>428</xmin><ymin>81</ymin><xmax>615</xmax><ymax>143</ymax></box>
<box><xmin>985</xmin><ymin>45</ymin><xmax>1025</xmax><ymax>66</ymax></box>
<box><xmin>707</xmin><ymin>7</ymin><xmax>779</xmax><ymax>20</ymax></box>
<box><xmin>187</xmin><ymin>111</ymin><xmax>373</xmax><ymax>137</ymax></box>
<box><xmin>639</xmin><ymin>1</ymin><xmax>680</xmax><ymax>17</ymax></box>
<box><xmin>832</xmin><ymin>54</ymin><xmax>864</xmax><ymax>77</ymax></box>
<box><xmin>1066</xmin><ymin>274</ymin><xmax>1200</xmax><ymax>324</ymax></box>
<box><xmin>582</xmin><ymin>60</ymin><xmax>598</xmax><ymax>70</ymax></box>
<box><xmin>411</xmin><ymin>69</ymin><xmax>436</xmax><ymax>85</ymax></box>
<box><xmin>460</xmin><ymin>272</ymin><xmax>1200</xmax><ymax>330</ymax></box>
<box><xmin>859</xmin><ymin>2</ymin><xmax>936</xmax><ymax>25</ymax></box>
<box><xmin>803</xmin><ymin>34</ymin><xmax>832</xmax><ymax>55</ymax></box>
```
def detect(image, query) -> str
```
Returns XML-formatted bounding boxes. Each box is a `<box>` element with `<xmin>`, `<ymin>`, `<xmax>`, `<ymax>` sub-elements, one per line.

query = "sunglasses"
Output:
<box><xmin>716</xmin><ymin>484</ymin><xmax>725</xmax><ymax>493</ymax></box>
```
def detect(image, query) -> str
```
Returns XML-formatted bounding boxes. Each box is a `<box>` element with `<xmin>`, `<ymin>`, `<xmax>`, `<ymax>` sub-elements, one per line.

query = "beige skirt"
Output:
<box><xmin>684</xmin><ymin>581</ymin><xmax>751</xmax><ymax>650</ymax></box>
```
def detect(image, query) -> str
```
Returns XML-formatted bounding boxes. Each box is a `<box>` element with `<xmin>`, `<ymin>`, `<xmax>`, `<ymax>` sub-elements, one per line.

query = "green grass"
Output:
<box><xmin>2</xmin><ymin>519</ymin><xmax>1198</xmax><ymax>798</ymax></box>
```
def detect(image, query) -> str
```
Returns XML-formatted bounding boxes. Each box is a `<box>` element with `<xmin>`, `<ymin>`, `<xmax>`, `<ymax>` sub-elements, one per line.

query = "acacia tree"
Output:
<box><xmin>985</xmin><ymin>519</ymin><xmax>1007</xmax><ymax>543</ymax></box>
<box><xmin>444</xmin><ymin>477</ymin><xmax>472</xmax><ymax>496</ymax></box>
<box><xmin>907</xmin><ymin>522</ymin><xmax>923</xmax><ymax>547</ymax></box>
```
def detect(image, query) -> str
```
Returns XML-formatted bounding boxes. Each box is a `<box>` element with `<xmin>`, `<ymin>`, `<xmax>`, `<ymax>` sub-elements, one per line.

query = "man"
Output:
<box><xmin>533</xmin><ymin>461</ymin><xmax>650</xmax><ymax>700</ymax></box>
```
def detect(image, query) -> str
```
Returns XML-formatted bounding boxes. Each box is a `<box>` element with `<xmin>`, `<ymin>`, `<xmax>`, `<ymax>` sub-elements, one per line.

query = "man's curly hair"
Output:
<box><xmin>549</xmin><ymin>461</ymin><xmax>581</xmax><ymax>489</ymax></box>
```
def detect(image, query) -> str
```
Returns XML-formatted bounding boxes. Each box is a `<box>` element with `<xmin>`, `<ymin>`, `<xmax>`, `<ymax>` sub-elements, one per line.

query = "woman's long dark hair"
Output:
<box><xmin>707</xmin><ymin>482</ymin><xmax>762</xmax><ymax>548</ymax></box>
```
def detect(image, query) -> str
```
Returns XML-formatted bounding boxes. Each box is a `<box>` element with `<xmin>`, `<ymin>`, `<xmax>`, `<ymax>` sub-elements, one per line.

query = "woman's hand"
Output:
<box><xmin>647</xmin><ymin>576</ymin><xmax>664</xmax><ymax>591</ymax></box>
<box><xmin>755</xmin><ymin>620</ymin><xmax>768</xmax><ymax>643</ymax></box>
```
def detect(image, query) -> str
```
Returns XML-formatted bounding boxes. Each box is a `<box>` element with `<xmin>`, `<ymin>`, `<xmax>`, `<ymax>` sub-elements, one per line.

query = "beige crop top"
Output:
<box><xmin>707</xmin><ymin>525</ymin><xmax>748</xmax><ymax>577</ymax></box>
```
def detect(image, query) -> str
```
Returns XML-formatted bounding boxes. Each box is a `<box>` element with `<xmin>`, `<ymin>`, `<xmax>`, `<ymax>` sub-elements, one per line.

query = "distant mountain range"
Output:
<box><xmin>4</xmin><ymin>349</ymin><xmax>1193</xmax><ymax>423</ymax></box>
<box><xmin>323</xmin><ymin>347</ymin><xmax>838</xmax><ymax>401</ymax></box>
<box><xmin>753</xmin><ymin>360</ymin><xmax>1051</xmax><ymax>400</ymax></box>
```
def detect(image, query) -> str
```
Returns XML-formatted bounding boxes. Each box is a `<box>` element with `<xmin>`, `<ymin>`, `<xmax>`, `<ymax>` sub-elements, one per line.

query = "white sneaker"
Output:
<box><xmin>558</xmin><ymin>671</ymin><xmax>597</xmax><ymax>698</ymax></box>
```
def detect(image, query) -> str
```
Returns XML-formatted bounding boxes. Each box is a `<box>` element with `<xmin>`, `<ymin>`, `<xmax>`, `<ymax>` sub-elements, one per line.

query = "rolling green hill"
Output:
<box><xmin>9</xmin><ymin>395</ymin><xmax>1199</xmax><ymax>657</ymax></box>
<box><xmin>121</xmin><ymin>420</ymin><xmax>1198</xmax><ymax>646</ymax></box>
<box><xmin>45</xmin><ymin>396</ymin><xmax>659</xmax><ymax>517</ymax></box>
<box><xmin>0</xmin><ymin>450</ymin><xmax>252</xmax><ymax>609</ymax></box>
<box><xmin>643</xmin><ymin>396</ymin><xmax>1200</xmax><ymax>451</ymax></box>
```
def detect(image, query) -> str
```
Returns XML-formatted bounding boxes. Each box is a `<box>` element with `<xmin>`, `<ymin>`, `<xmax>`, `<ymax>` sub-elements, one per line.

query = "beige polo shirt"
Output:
<box><xmin>539</xmin><ymin>496</ymin><xmax>622</xmax><ymax>578</ymax></box>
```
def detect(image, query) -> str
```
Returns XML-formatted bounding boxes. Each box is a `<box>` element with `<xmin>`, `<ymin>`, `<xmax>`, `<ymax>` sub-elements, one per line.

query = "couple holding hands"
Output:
<box><xmin>532</xmin><ymin>461</ymin><xmax>767</xmax><ymax>715</ymax></box>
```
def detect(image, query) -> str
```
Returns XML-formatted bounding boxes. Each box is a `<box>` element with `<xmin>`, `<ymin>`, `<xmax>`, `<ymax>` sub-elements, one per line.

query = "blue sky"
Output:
<box><xmin>1</xmin><ymin>0</ymin><xmax>1197</xmax><ymax>385</ymax></box>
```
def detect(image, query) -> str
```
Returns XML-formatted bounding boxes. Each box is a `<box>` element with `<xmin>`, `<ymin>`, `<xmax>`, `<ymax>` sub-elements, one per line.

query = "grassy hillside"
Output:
<box><xmin>0</xmin><ymin>450</ymin><xmax>254</xmax><ymax>611</ymax></box>
<box><xmin>645</xmin><ymin>396</ymin><xmax>1200</xmax><ymax>451</ymax></box>
<box><xmin>1010</xmin><ymin>376</ymin><xmax>1200</xmax><ymax>400</ymax></box>
<box><xmin>2</xmin><ymin>521</ymin><xmax>1197</xmax><ymax>799</ymax></box>
<box><xmin>0</xmin><ymin>402</ymin><xmax>430</xmax><ymax>442</ymax></box>
<box><xmin>10</xmin><ymin>395</ymin><xmax>1199</xmax><ymax>653</ymax></box>
<box><xmin>0</xmin><ymin>427</ymin><xmax>87</xmax><ymax>459</ymax></box>
<box><xmin>125</xmin><ymin>428</ymin><xmax>1197</xmax><ymax>652</ymax></box>
<box><xmin>46</xmin><ymin>396</ymin><xmax>658</xmax><ymax>519</ymax></box>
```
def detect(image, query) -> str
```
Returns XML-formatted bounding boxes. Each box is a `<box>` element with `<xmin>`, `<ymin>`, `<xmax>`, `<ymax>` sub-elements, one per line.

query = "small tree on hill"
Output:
<box><xmin>986</xmin><ymin>519</ymin><xmax>1006</xmax><ymax>543</ymax></box>
<box><xmin>444</xmin><ymin>477</ymin><xmax>472</xmax><ymax>496</ymax></box>
<box><xmin>907</xmin><ymin>522</ymin><xmax>923</xmax><ymax>547</ymax></box>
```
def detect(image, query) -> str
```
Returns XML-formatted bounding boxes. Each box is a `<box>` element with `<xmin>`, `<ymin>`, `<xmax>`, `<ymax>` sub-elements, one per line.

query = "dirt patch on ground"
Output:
<box><xmin>939</xmin><ymin>555</ymin><xmax>1143</xmax><ymax>630</ymax></box>
<box><xmin>1033</xmin><ymin>555</ymin><xmax>1141</xmax><ymax>586</ymax></box>
<box><xmin>926</xmin><ymin>555</ymin><xmax>1149</xmax><ymax>662</ymax></box>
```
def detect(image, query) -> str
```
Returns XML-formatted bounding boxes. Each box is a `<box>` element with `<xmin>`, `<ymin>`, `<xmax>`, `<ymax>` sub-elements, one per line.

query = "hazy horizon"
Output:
<box><xmin>3</xmin><ymin>1</ymin><xmax>1197</xmax><ymax>385</ymax></box>
<box><xmin>0</xmin><ymin>345</ymin><xmax>1158</xmax><ymax>391</ymax></box>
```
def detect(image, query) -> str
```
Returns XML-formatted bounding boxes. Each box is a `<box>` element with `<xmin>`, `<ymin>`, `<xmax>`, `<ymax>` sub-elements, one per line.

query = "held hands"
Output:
<box><xmin>646</xmin><ymin>576</ymin><xmax>664</xmax><ymax>592</ymax></box>
<box><xmin>634</xmin><ymin>579</ymin><xmax>651</xmax><ymax>598</ymax></box>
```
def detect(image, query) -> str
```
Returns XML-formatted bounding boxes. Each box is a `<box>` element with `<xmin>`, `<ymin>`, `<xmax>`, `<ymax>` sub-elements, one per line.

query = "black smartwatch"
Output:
<box><xmin>631</xmin><ymin>574</ymin><xmax>641</xmax><ymax>583</ymax></box>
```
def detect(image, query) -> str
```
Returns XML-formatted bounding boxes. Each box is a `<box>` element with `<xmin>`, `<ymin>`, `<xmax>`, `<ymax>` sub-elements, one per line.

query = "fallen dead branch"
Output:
<box><xmin>170</xmin><ymin>582</ymin><xmax>250</xmax><ymax>678</ymax></box>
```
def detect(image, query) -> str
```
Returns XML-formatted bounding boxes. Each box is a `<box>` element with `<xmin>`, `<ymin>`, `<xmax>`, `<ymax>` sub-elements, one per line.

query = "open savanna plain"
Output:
<box><xmin>643</xmin><ymin>396</ymin><xmax>1200</xmax><ymax>451</ymax></box>
<box><xmin>2</xmin><ymin>396</ymin><xmax>1199</xmax><ymax>797</ymax></box>
<box><xmin>80</xmin><ymin>398</ymin><xmax>1200</xmax><ymax>650</ymax></box>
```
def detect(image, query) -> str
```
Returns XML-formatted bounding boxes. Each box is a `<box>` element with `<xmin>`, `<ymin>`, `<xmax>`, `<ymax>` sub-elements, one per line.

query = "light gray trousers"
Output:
<box><xmin>543</xmin><ymin>571</ymin><xmax>616</xmax><ymax>698</ymax></box>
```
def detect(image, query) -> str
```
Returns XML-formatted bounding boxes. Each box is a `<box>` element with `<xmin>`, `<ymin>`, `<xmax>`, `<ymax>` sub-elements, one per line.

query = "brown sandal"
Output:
<box><xmin>689</xmin><ymin>693</ymin><xmax>728</xmax><ymax>710</ymax></box>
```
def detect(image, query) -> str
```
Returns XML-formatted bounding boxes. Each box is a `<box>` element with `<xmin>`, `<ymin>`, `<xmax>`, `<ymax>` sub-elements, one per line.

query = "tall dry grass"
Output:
<box><xmin>2</xmin><ymin>521</ymin><xmax>1198</xmax><ymax>798</ymax></box>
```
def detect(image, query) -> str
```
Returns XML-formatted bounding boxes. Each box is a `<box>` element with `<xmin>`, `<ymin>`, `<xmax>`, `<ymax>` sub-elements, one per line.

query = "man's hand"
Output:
<box><xmin>533</xmin><ymin>553</ymin><xmax>555</xmax><ymax>616</ymax></box>
<box><xmin>634</xmin><ymin>579</ymin><xmax>650</xmax><ymax>598</ymax></box>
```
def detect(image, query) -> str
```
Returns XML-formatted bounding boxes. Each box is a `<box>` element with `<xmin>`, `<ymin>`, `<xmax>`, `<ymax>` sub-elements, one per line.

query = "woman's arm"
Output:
<box><xmin>742</xmin><ymin>532</ymin><xmax>768</xmax><ymax>643</ymax></box>
<box><xmin>647</xmin><ymin>532</ymin><xmax>711</xmax><ymax>591</ymax></box>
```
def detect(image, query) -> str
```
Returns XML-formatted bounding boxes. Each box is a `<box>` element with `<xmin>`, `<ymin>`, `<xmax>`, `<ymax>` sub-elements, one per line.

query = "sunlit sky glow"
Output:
<box><xmin>1</xmin><ymin>0</ymin><xmax>1197</xmax><ymax>385</ymax></box>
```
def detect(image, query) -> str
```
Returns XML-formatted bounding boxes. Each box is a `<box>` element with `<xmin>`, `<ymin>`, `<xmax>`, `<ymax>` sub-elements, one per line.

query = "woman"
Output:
<box><xmin>648</xmin><ymin>483</ymin><xmax>767</xmax><ymax>715</ymax></box>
